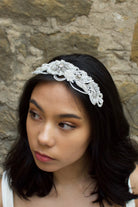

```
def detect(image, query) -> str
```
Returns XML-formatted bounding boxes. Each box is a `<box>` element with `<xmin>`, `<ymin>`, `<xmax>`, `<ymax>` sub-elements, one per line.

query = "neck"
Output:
<box><xmin>53</xmin><ymin>155</ymin><xmax>91</xmax><ymax>187</ymax></box>
<box><xmin>51</xmin><ymin>156</ymin><xmax>96</xmax><ymax>198</ymax></box>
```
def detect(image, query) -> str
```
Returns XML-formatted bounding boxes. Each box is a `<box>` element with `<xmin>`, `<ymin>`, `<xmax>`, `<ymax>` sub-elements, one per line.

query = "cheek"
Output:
<box><xmin>26</xmin><ymin>116</ymin><xmax>36</xmax><ymax>145</ymax></box>
<box><xmin>60</xmin><ymin>134</ymin><xmax>90</xmax><ymax>160</ymax></box>
<box><xmin>26</xmin><ymin>116</ymin><xmax>31</xmax><ymax>137</ymax></box>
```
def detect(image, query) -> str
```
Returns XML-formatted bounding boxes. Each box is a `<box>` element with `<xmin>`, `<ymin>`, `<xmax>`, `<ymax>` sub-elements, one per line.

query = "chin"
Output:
<box><xmin>34</xmin><ymin>161</ymin><xmax>60</xmax><ymax>172</ymax></box>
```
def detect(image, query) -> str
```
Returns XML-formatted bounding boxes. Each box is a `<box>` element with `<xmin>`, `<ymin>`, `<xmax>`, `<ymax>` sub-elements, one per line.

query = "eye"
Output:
<box><xmin>29</xmin><ymin>110</ymin><xmax>42</xmax><ymax>120</ymax></box>
<box><xmin>58</xmin><ymin>122</ymin><xmax>76</xmax><ymax>130</ymax></box>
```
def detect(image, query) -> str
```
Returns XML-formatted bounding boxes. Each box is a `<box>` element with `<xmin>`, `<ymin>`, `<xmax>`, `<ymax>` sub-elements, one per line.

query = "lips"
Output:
<box><xmin>35</xmin><ymin>151</ymin><xmax>54</xmax><ymax>162</ymax></box>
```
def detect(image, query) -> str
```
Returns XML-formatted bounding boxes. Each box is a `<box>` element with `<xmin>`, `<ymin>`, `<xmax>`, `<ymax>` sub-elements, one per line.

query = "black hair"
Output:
<box><xmin>4</xmin><ymin>54</ymin><xmax>138</xmax><ymax>206</ymax></box>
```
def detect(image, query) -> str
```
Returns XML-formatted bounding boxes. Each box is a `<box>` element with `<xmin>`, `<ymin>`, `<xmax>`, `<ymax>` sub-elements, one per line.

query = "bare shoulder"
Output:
<box><xmin>130</xmin><ymin>164</ymin><xmax>138</xmax><ymax>193</ymax></box>
<box><xmin>0</xmin><ymin>178</ymin><xmax>3</xmax><ymax>207</ymax></box>
<box><xmin>130</xmin><ymin>164</ymin><xmax>138</xmax><ymax>207</ymax></box>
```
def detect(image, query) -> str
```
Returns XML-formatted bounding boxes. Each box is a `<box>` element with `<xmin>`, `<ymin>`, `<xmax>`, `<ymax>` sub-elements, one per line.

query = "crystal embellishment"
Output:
<box><xmin>33</xmin><ymin>60</ymin><xmax>103</xmax><ymax>107</ymax></box>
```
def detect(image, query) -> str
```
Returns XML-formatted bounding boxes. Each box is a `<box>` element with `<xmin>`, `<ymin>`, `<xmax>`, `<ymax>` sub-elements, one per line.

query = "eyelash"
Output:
<box><xmin>28</xmin><ymin>110</ymin><xmax>76</xmax><ymax>130</ymax></box>
<box><xmin>58</xmin><ymin>122</ymin><xmax>76</xmax><ymax>130</ymax></box>
<box><xmin>29</xmin><ymin>110</ymin><xmax>41</xmax><ymax>120</ymax></box>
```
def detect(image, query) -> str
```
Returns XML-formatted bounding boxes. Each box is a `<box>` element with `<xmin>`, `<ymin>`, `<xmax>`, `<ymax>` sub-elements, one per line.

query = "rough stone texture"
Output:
<box><xmin>119</xmin><ymin>82</ymin><xmax>138</xmax><ymax>136</ymax></box>
<box><xmin>119</xmin><ymin>82</ymin><xmax>138</xmax><ymax>102</ymax></box>
<box><xmin>116</xmin><ymin>0</ymin><xmax>127</xmax><ymax>3</ymax></box>
<box><xmin>30</xmin><ymin>32</ymin><xmax>99</xmax><ymax>61</ymax></box>
<box><xmin>124</xmin><ymin>94</ymin><xmax>138</xmax><ymax>136</ymax></box>
<box><xmin>0</xmin><ymin>0</ymin><xmax>91</xmax><ymax>23</ymax></box>
<box><xmin>0</xmin><ymin>0</ymin><xmax>138</xmax><ymax>174</ymax></box>
<box><xmin>0</xmin><ymin>28</ymin><xmax>14</xmax><ymax>82</ymax></box>
<box><xmin>131</xmin><ymin>19</ymin><xmax>138</xmax><ymax>65</ymax></box>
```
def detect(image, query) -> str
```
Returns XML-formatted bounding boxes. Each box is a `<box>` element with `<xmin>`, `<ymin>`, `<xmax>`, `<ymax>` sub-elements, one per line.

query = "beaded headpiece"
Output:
<box><xmin>33</xmin><ymin>60</ymin><xmax>103</xmax><ymax>107</ymax></box>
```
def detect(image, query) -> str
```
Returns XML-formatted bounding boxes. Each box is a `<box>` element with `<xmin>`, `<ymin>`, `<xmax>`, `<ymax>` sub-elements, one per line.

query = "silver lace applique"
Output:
<box><xmin>33</xmin><ymin>60</ymin><xmax>103</xmax><ymax>107</ymax></box>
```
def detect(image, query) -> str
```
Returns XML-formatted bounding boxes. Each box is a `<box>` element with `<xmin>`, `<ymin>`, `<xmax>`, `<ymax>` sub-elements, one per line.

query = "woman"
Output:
<box><xmin>0</xmin><ymin>54</ymin><xmax>138</xmax><ymax>207</ymax></box>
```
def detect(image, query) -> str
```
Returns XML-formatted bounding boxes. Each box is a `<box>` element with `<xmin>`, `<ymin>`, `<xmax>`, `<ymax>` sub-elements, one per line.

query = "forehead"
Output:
<box><xmin>30</xmin><ymin>81</ymin><xmax>87</xmax><ymax>117</ymax></box>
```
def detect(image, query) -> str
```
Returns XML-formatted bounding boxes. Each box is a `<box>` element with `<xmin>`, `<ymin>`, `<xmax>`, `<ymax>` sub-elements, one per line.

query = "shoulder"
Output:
<box><xmin>130</xmin><ymin>164</ymin><xmax>138</xmax><ymax>193</ymax></box>
<box><xmin>0</xmin><ymin>178</ymin><xmax>3</xmax><ymax>207</ymax></box>
<box><xmin>130</xmin><ymin>164</ymin><xmax>138</xmax><ymax>207</ymax></box>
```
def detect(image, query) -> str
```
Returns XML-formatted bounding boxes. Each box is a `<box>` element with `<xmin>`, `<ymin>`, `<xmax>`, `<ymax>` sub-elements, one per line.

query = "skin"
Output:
<box><xmin>26</xmin><ymin>82</ymin><xmax>91</xmax><ymax>174</ymax></box>
<box><xmin>0</xmin><ymin>81</ymin><xmax>138</xmax><ymax>207</ymax></box>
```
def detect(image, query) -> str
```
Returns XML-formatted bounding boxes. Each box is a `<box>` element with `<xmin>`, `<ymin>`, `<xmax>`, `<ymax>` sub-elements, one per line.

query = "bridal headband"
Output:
<box><xmin>33</xmin><ymin>60</ymin><xmax>104</xmax><ymax>107</ymax></box>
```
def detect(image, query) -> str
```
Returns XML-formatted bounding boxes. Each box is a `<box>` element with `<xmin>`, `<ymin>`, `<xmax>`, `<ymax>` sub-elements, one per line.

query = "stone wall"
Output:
<box><xmin>0</xmin><ymin>0</ymin><xmax>138</xmax><ymax>174</ymax></box>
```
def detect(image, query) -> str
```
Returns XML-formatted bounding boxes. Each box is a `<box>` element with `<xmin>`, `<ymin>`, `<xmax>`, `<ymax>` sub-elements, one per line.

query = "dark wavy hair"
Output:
<box><xmin>4</xmin><ymin>54</ymin><xmax>138</xmax><ymax>207</ymax></box>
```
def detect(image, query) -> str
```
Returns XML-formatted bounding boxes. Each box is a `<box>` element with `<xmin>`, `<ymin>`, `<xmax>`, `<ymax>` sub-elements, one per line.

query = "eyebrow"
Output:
<box><xmin>29</xmin><ymin>99</ymin><xmax>44</xmax><ymax>112</ymax></box>
<box><xmin>58</xmin><ymin>114</ymin><xmax>82</xmax><ymax>120</ymax></box>
<box><xmin>29</xmin><ymin>99</ymin><xmax>82</xmax><ymax>120</ymax></box>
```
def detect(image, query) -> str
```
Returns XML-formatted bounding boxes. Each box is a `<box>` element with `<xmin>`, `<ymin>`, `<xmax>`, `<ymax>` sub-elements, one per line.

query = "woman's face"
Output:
<box><xmin>26</xmin><ymin>81</ymin><xmax>91</xmax><ymax>173</ymax></box>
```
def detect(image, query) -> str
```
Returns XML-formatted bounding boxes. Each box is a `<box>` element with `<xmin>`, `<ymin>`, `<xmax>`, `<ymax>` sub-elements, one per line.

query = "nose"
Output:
<box><xmin>38</xmin><ymin>123</ymin><xmax>56</xmax><ymax>147</ymax></box>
